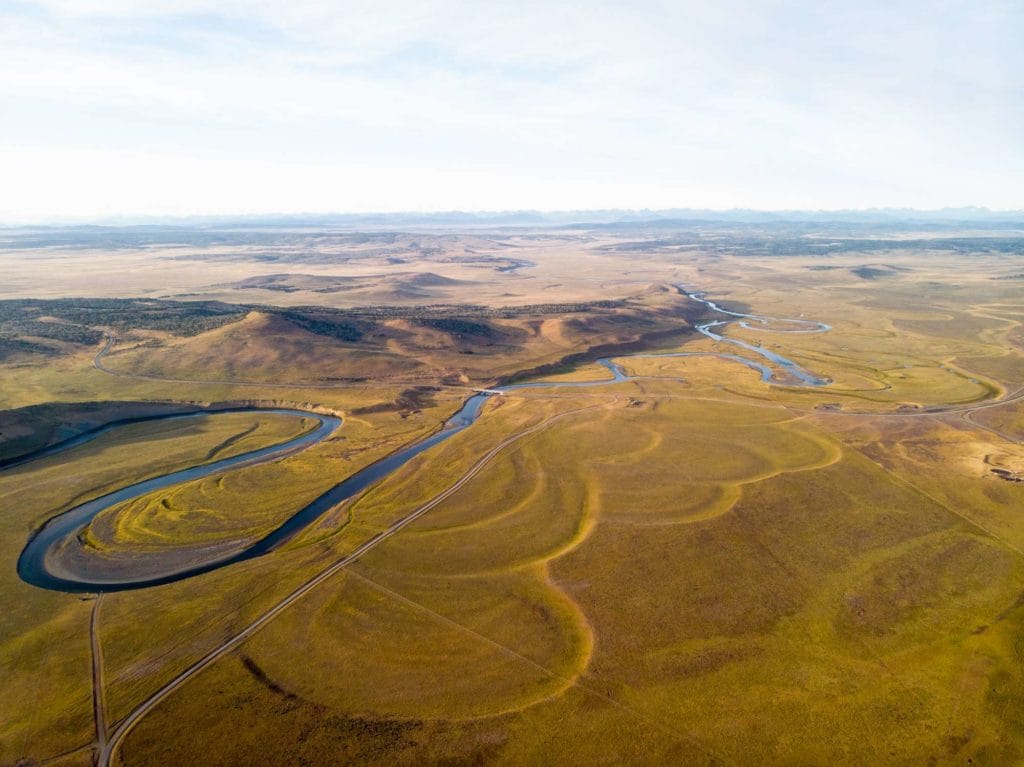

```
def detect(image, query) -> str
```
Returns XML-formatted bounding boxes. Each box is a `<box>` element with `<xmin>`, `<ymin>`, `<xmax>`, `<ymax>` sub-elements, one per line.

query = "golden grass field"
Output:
<box><xmin>1</xmin><ymin>225</ymin><xmax>1022</xmax><ymax>765</ymax></box>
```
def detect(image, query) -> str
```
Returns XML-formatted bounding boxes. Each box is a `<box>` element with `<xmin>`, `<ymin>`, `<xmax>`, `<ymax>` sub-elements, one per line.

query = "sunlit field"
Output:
<box><xmin>1</xmin><ymin>223</ymin><xmax>1022</xmax><ymax>766</ymax></box>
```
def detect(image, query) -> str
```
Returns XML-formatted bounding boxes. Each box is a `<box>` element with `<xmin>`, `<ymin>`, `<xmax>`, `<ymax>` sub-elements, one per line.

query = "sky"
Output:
<box><xmin>1</xmin><ymin>0</ymin><xmax>1021</xmax><ymax>221</ymax></box>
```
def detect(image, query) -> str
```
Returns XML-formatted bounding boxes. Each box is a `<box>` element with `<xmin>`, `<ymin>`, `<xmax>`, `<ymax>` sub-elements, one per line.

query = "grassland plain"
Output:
<box><xmin>107</xmin><ymin>400</ymin><xmax>1024</xmax><ymax>765</ymax></box>
<box><xmin>2</xmin><ymin>230</ymin><xmax>1024</xmax><ymax>766</ymax></box>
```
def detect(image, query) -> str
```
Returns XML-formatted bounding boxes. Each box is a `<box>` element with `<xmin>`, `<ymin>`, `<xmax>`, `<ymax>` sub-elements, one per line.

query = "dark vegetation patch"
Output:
<box><xmin>500</xmin><ymin>324</ymin><xmax>696</xmax><ymax>385</ymax></box>
<box><xmin>851</xmin><ymin>265</ymin><xmax>901</xmax><ymax>280</ymax></box>
<box><xmin>414</xmin><ymin>318</ymin><xmax>495</xmax><ymax>337</ymax></box>
<box><xmin>0</xmin><ymin>306</ymin><xmax>111</xmax><ymax>359</ymax></box>
<box><xmin>1</xmin><ymin>319</ymin><xmax>104</xmax><ymax>345</ymax></box>
<box><xmin>350</xmin><ymin>387</ymin><xmax>439</xmax><ymax>416</ymax></box>
<box><xmin>0</xmin><ymin>336</ymin><xmax>56</xmax><ymax>361</ymax></box>
<box><xmin>240</xmin><ymin>654</ymin><xmax>299</xmax><ymax>701</ymax></box>
<box><xmin>566</xmin><ymin>312</ymin><xmax>657</xmax><ymax>329</ymax></box>
<box><xmin>268</xmin><ymin>311</ymin><xmax>364</xmax><ymax>342</ymax></box>
<box><xmin>0</xmin><ymin>298</ymin><xmax>245</xmax><ymax>337</ymax></box>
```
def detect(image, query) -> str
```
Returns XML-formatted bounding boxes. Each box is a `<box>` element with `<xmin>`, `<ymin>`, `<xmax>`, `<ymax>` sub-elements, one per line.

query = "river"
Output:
<box><xmin>15</xmin><ymin>286</ymin><xmax>828</xmax><ymax>592</ymax></box>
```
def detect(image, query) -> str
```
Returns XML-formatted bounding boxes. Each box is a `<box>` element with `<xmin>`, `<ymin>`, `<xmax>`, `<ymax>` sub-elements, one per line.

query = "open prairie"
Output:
<box><xmin>1</xmin><ymin>221</ymin><xmax>1023</xmax><ymax>766</ymax></box>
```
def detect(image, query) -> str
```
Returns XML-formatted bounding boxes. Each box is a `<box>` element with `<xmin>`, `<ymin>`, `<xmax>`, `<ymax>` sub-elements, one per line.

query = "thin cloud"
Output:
<box><xmin>2</xmin><ymin>0</ymin><xmax>1021</xmax><ymax>220</ymax></box>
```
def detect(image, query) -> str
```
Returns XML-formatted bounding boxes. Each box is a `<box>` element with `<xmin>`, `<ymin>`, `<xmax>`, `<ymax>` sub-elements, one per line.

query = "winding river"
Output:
<box><xmin>15</xmin><ymin>287</ymin><xmax>829</xmax><ymax>593</ymax></box>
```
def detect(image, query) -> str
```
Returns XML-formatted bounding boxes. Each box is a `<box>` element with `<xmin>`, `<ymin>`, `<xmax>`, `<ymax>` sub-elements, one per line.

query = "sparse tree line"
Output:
<box><xmin>0</xmin><ymin>298</ymin><xmax>245</xmax><ymax>347</ymax></box>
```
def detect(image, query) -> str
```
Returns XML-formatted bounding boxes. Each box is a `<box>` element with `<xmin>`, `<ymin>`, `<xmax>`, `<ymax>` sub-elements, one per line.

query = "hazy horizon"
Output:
<box><xmin>5</xmin><ymin>206</ymin><xmax>1024</xmax><ymax>229</ymax></box>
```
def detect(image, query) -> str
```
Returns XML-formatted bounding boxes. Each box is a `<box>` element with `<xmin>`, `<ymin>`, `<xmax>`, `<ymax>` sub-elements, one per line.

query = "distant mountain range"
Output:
<box><xmin>4</xmin><ymin>207</ymin><xmax>1024</xmax><ymax>230</ymax></box>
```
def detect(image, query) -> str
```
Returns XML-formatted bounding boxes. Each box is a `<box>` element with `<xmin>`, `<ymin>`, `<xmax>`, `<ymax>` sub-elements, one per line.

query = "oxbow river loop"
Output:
<box><xmin>15</xmin><ymin>288</ymin><xmax>829</xmax><ymax>592</ymax></box>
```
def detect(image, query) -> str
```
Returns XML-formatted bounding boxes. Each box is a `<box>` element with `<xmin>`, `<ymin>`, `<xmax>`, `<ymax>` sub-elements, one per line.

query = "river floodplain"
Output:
<box><xmin>1</xmin><ymin>226</ymin><xmax>1022</xmax><ymax>766</ymax></box>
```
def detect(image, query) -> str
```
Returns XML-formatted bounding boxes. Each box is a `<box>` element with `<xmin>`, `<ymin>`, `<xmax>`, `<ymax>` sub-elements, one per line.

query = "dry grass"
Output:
<box><xmin>2</xmin><ymin>232</ymin><xmax>1023</xmax><ymax>765</ymax></box>
<box><xmin>107</xmin><ymin>399</ymin><xmax>1024</xmax><ymax>765</ymax></box>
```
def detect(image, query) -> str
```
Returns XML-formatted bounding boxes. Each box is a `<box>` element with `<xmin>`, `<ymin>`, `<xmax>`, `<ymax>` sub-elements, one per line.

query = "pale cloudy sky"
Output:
<box><xmin>1</xmin><ymin>0</ymin><xmax>1021</xmax><ymax>221</ymax></box>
